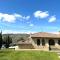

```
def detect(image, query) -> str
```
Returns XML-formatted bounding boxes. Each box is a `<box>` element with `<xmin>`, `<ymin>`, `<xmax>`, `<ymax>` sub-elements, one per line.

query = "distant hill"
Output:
<box><xmin>2</xmin><ymin>34</ymin><xmax>30</xmax><ymax>45</ymax></box>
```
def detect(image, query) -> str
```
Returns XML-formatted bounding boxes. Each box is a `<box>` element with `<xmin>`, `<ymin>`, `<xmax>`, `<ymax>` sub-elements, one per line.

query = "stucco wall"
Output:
<box><xmin>31</xmin><ymin>37</ymin><xmax>60</xmax><ymax>51</ymax></box>
<box><xmin>31</xmin><ymin>38</ymin><xmax>49</xmax><ymax>51</ymax></box>
<box><xmin>16</xmin><ymin>37</ymin><xmax>60</xmax><ymax>51</ymax></box>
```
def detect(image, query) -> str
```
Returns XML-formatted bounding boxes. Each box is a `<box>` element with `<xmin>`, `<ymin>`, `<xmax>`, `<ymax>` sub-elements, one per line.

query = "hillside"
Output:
<box><xmin>2</xmin><ymin>34</ymin><xmax>30</xmax><ymax>45</ymax></box>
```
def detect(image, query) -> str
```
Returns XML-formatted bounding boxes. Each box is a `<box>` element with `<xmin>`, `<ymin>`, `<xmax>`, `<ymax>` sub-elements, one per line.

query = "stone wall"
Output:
<box><xmin>18</xmin><ymin>44</ymin><xmax>34</xmax><ymax>49</ymax></box>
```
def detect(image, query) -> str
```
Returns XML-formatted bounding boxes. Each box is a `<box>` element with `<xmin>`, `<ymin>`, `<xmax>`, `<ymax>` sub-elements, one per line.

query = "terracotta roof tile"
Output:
<box><xmin>31</xmin><ymin>32</ymin><xmax>60</xmax><ymax>38</ymax></box>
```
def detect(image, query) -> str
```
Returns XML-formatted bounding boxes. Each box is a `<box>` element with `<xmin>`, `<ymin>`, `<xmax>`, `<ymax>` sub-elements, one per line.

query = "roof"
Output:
<box><xmin>31</xmin><ymin>32</ymin><xmax>60</xmax><ymax>38</ymax></box>
<box><xmin>17</xmin><ymin>40</ymin><xmax>31</xmax><ymax>44</ymax></box>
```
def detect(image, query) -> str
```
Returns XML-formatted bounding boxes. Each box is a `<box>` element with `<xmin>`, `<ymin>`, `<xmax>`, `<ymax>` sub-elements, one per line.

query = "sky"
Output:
<box><xmin>0</xmin><ymin>0</ymin><xmax>60</xmax><ymax>34</ymax></box>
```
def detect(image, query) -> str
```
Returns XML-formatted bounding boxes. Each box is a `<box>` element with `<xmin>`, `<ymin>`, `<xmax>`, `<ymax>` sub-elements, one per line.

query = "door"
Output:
<box><xmin>49</xmin><ymin>39</ymin><xmax>55</xmax><ymax>45</ymax></box>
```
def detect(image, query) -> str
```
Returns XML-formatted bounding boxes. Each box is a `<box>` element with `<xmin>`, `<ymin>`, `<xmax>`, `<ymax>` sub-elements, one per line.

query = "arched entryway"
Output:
<box><xmin>49</xmin><ymin>39</ymin><xmax>55</xmax><ymax>45</ymax></box>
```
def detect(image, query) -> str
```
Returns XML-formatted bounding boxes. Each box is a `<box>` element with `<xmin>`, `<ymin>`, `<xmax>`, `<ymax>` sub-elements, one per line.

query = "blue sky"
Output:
<box><xmin>0</xmin><ymin>0</ymin><xmax>60</xmax><ymax>33</ymax></box>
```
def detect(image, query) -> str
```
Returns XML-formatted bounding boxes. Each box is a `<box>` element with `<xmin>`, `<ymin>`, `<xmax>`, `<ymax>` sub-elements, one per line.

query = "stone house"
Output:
<box><xmin>17</xmin><ymin>32</ymin><xmax>60</xmax><ymax>51</ymax></box>
<box><xmin>30</xmin><ymin>32</ymin><xmax>60</xmax><ymax>51</ymax></box>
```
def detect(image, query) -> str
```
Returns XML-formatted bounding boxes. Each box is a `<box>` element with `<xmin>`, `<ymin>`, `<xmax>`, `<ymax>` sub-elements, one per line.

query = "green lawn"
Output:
<box><xmin>0</xmin><ymin>50</ymin><xmax>59</xmax><ymax>60</ymax></box>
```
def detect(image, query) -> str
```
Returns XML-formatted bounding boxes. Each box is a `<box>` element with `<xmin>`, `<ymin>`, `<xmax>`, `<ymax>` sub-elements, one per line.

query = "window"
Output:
<box><xmin>58</xmin><ymin>40</ymin><xmax>60</xmax><ymax>45</ymax></box>
<box><xmin>37</xmin><ymin>39</ymin><xmax>40</xmax><ymax>45</ymax></box>
<box><xmin>42</xmin><ymin>38</ymin><xmax>45</xmax><ymax>46</ymax></box>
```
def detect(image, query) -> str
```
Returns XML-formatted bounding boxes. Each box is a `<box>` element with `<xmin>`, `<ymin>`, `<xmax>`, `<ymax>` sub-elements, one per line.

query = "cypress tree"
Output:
<box><xmin>5</xmin><ymin>35</ymin><xmax>12</xmax><ymax>48</ymax></box>
<box><xmin>0</xmin><ymin>31</ymin><xmax>2</xmax><ymax>49</ymax></box>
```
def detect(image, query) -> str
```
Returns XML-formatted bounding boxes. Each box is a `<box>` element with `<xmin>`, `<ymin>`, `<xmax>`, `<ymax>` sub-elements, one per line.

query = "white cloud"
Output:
<box><xmin>14</xmin><ymin>13</ymin><xmax>22</xmax><ymax>18</ymax></box>
<box><xmin>29</xmin><ymin>24</ymin><xmax>34</xmax><ymax>27</ymax></box>
<box><xmin>3</xmin><ymin>14</ymin><xmax>16</xmax><ymax>22</ymax></box>
<box><xmin>2</xmin><ymin>29</ymin><xmax>60</xmax><ymax>34</ymax></box>
<box><xmin>14</xmin><ymin>13</ymin><xmax>30</xmax><ymax>20</ymax></box>
<box><xmin>48</xmin><ymin>16</ymin><xmax>56</xmax><ymax>22</ymax></box>
<box><xmin>25</xmin><ymin>16</ymin><xmax>30</xmax><ymax>20</ymax></box>
<box><xmin>0</xmin><ymin>13</ymin><xmax>16</xmax><ymax>22</ymax></box>
<box><xmin>50</xmin><ymin>32</ymin><xmax>60</xmax><ymax>34</ymax></box>
<box><xmin>2</xmin><ymin>30</ymin><xmax>35</xmax><ymax>34</ymax></box>
<box><xmin>2</xmin><ymin>30</ymin><xmax>27</xmax><ymax>34</ymax></box>
<box><xmin>0</xmin><ymin>13</ymin><xmax>30</xmax><ymax>23</ymax></box>
<box><xmin>22</xmin><ymin>16</ymin><xmax>30</xmax><ymax>20</ymax></box>
<box><xmin>27</xmin><ymin>22</ymin><xmax>30</xmax><ymax>23</ymax></box>
<box><xmin>34</xmin><ymin>11</ymin><xmax>49</xmax><ymax>19</ymax></box>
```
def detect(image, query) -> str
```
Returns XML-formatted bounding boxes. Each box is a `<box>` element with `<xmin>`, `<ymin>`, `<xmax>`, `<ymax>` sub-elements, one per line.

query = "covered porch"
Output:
<box><xmin>31</xmin><ymin>37</ymin><xmax>60</xmax><ymax>51</ymax></box>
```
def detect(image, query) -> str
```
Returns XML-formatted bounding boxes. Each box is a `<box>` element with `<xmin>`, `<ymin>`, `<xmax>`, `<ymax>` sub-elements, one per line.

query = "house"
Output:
<box><xmin>16</xmin><ymin>32</ymin><xmax>60</xmax><ymax>51</ymax></box>
<box><xmin>30</xmin><ymin>32</ymin><xmax>60</xmax><ymax>51</ymax></box>
<box><xmin>17</xmin><ymin>38</ymin><xmax>34</xmax><ymax>49</ymax></box>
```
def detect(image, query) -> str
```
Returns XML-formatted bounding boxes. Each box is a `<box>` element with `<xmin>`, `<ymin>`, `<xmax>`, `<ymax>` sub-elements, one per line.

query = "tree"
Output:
<box><xmin>20</xmin><ymin>37</ymin><xmax>24</xmax><ymax>40</ymax></box>
<box><xmin>5</xmin><ymin>35</ymin><xmax>12</xmax><ymax>48</ymax></box>
<box><xmin>20</xmin><ymin>37</ymin><xmax>25</xmax><ymax>42</ymax></box>
<box><xmin>0</xmin><ymin>31</ymin><xmax>2</xmax><ymax>49</ymax></box>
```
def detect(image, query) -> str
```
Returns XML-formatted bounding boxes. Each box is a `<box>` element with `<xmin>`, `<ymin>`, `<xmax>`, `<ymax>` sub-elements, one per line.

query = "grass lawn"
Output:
<box><xmin>0</xmin><ymin>49</ymin><xmax>59</xmax><ymax>60</ymax></box>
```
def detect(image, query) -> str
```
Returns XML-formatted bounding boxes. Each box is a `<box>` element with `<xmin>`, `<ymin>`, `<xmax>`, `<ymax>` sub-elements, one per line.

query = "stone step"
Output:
<box><xmin>51</xmin><ymin>48</ymin><xmax>60</xmax><ymax>50</ymax></box>
<box><xmin>50</xmin><ymin>46</ymin><xmax>60</xmax><ymax>51</ymax></box>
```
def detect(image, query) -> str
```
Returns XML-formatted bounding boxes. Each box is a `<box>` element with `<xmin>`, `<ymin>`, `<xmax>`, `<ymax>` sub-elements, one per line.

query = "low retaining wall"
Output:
<box><xmin>18</xmin><ymin>44</ymin><xmax>34</xmax><ymax>49</ymax></box>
